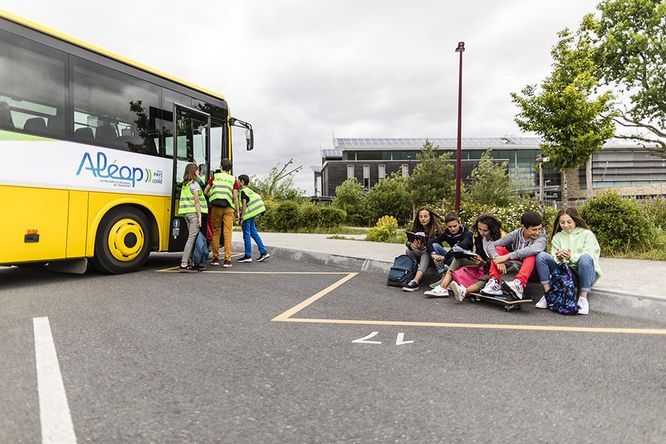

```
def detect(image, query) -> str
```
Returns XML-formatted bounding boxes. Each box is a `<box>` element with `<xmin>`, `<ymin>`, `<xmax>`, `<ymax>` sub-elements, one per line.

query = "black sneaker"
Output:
<box><xmin>178</xmin><ymin>264</ymin><xmax>196</xmax><ymax>273</ymax></box>
<box><xmin>257</xmin><ymin>252</ymin><xmax>270</xmax><ymax>262</ymax></box>
<box><xmin>402</xmin><ymin>281</ymin><xmax>419</xmax><ymax>292</ymax></box>
<box><xmin>193</xmin><ymin>263</ymin><xmax>206</xmax><ymax>272</ymax></box>
<box><xmin>237</xmin><ymin>256</ymin><xmax>253</xmax><ymax>263</ymax></box>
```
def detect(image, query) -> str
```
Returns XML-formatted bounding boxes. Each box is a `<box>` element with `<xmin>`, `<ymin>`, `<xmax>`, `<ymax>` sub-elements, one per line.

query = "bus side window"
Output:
<box><xmin>0</xmin><ymin>29</ymin><xmax>67</xmax><ymax>138</ymax></box>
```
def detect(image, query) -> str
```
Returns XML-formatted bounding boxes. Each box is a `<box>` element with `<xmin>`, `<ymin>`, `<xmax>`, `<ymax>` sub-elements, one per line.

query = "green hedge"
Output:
<box><xmin>579</xmin><ymin>190</ymin><xmax>658</xmax><ymax>255</ymax></box>
<box><xmin>255</xmin><ymin>200</ymin><xmax>346</xmax><ymax>232</ymax></box>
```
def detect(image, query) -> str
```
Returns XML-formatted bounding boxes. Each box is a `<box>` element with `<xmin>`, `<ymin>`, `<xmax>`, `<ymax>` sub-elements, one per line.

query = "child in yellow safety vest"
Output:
<box><xmin>236</xmin><ymin>174</ymin><xmax>269</xmax><ymax>263</ymax></box>
<box><xmin>178</xmin><ymin>163</ymin><xmax>207</xmax><ymax>272</ymax></box>
<box><xmin>204</xmin><ymin>159</ymin><xmax>239</xmax><ymax>267</ymax></box>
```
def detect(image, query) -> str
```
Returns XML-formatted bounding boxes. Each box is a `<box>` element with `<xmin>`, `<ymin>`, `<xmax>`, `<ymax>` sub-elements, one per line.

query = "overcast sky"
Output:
<box><xmin>3</xmin><ymin>0</ymin><xmax>601</xmax><ymax>193</ymax></box>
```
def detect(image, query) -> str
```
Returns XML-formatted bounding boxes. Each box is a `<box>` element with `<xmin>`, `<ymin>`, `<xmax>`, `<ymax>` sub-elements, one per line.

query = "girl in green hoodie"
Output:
<box><xmin>535</xmin><ymin>208</ymin><xmax>602</xmax><ymax>315</ymax></box>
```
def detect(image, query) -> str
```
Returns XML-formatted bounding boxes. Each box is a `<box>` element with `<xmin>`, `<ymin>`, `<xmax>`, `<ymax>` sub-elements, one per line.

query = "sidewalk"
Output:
<box><xmin>232</xmin><ymin>232</ymin><xmax>666</xmax><ymax>322</ymax></box>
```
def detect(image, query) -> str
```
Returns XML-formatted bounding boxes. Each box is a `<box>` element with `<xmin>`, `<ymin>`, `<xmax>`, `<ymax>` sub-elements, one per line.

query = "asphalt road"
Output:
<box><xmin>1</xmin><ymin>254</ymin><xmax>665</xmax><ymax>443</ymax></box>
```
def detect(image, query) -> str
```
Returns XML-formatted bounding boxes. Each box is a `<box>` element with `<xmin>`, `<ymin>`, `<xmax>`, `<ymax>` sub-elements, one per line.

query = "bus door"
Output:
<box><xmin>168</xmin><ymin>104</ymin><xmax>211</xmax><ymax>252</ymax></box>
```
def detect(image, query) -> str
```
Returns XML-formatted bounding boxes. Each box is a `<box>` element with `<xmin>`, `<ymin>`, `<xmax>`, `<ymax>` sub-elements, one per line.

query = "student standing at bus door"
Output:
<box><xmin>178</xmin><ymin>163</ymin><xmax>207</xmax><ymax>272</ymax></box>
<box><xmin>205</xmin><ymin>159</ymin><xmax>239</xmax><ymax>268</ymax></box>
<box><xmin>236</xmin><ymin>174</ymin><xmax>270</xmax><ymax>263</ymax></box>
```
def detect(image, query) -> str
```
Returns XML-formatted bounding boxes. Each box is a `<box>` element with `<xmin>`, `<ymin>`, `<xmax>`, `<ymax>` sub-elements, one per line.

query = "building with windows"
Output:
<box><xmin>313</xmin><ymin>137</ymin><xmax>666</xmax><ymax>200</ymax></box>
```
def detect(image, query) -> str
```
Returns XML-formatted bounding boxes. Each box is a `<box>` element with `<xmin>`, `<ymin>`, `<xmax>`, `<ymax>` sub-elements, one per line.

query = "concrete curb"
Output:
<box><xmin>235</xmin><ymin>241</ymin><xmax>666</xmax><ymax>323</ymax></box>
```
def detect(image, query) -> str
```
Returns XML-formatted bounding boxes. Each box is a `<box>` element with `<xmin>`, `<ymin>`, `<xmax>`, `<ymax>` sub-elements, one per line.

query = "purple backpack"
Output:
<box><xmin>544</xmin><ymin>263</ymin><xmax>579</xmax><ymax>315</ymax></box>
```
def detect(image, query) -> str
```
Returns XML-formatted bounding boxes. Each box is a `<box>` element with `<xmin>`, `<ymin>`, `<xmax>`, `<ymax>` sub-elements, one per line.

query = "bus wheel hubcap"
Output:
<box><xmin>107</xmin><ymin>218</ymin><xmax>144</xmax><ymax>262</ymax></box>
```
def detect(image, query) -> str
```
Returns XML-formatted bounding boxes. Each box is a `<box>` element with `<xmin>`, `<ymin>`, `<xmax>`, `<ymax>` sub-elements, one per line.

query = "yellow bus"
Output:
<box><xmin>0</xmin><ymin>10</ymin><xmax>253</xmax><ymax>274</ymax></box>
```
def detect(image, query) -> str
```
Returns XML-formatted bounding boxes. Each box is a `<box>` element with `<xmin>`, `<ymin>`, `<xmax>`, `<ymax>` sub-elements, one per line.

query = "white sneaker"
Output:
<box><xmin>578</xmin><ymin>297</ymin><xmax>589</xmax><ymax>315</ymax></box>
<box><xmin>480</xmin><ymin>278</ymin><xmax>503</xmax><ymax>297</ymax></box>
<box><xmin>535</xmin><ymin>295</ymin><xmax>548</xmax><ymax>309</ymax></box>
<box><xmin>450</xmin><ymin>281</ymin><xmax>467</xmax><ymax>302</ymax></box>
<box><xmin>424</xmin><ymin>285</ymin><xmax>448</xmax><ymax>298</ymax></box>
<box><xmin>503</xmin><ymin>279</ymin><xmax>524</xmax><ymax>300</ymax></box>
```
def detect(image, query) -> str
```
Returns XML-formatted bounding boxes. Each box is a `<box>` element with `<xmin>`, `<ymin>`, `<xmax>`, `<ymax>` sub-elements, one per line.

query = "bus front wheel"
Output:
<box><xmin>91</xmin><ymin>207</ymin><xmax>151</xmax><ymax>274</ymax></box>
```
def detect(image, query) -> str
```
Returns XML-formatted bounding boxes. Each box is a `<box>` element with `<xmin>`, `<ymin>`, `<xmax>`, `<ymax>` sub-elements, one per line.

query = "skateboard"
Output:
<box><xmin>467</xmin><ymin>292</ymin><xmax>533</xmax><ymax>312</ymax></box>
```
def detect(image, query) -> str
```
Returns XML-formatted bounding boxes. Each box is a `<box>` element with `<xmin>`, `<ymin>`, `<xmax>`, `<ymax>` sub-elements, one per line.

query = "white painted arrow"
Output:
<box><xmin>352</xmin><ymin>331</ymin><xmax>382</xmax><ymax>344</ymax></box>
<box><xmin>395</xmin><ymin>333</ymin><xmax>414</xmax><ymax>345</ymax></box>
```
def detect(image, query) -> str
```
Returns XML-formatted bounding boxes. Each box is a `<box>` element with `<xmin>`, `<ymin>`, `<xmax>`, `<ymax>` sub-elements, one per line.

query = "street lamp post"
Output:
<box><xmin>455</xmin><ymin>41</ymin><xmax>465</xmax><ymax>213</ymax></box>
<box><xmin>537</xmin><ymin>155</ymin><xmax>550</xmax><ymax>209</ymax></box>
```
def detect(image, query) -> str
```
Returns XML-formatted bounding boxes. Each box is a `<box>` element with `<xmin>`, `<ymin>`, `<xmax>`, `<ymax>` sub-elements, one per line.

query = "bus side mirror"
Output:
<box><xmin>229</xmin><ymin>117</ymin><xmax>254</xmax><ymax>151</ymax></box>
<box><xmin>245</xmin><ymin>128</ymin><xmax>254</xmax><ymax>151</ymax></box>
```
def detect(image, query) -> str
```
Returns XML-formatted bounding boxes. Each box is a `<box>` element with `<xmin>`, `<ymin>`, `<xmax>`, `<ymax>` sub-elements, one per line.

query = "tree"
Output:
<box><xmin>511</xmin><ymin>28</ymin><xmax>616</xmax><ymax>205</ymax></box>
<box><xmin>365</xmin><ymin>173</ymin><xmax>411</xmax><ymax>226</ymax></box>
<box><xmin>465</xmin><ymin>149</ymin><xmax>516</xmax><ymax>207</ymax></box>
<box><xmin>407</xmin><ymin>139</ymin><xmax>455</xmax><ymax>212</ymax></box>
<box><xmin>332</xmin><ymin>178</ymin><xmax>369</xmax><ymax>226</ymax></box>
<box><xmin>580</xmin><ymin>0</ymin><xmax>666</xmax><ymax>156</ymax></box>
<box><xmin>252</xmin><ymin>159</ymin><xmax>304</xmax><ymax>200</ymax></box>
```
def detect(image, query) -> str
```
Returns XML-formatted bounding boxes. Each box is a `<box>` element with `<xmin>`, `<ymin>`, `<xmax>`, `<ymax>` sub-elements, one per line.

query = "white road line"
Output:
<box><xmin>33</xmin><ymin>317</ymin><xmax>77</xmax><ymax>444</ymax></box>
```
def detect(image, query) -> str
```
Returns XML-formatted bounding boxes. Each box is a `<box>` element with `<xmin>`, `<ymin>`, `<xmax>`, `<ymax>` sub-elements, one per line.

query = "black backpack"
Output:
<box><xmin>387</xmin><ymin>254</ymin><xmax>418</xmax><ymax>287</ymax></box>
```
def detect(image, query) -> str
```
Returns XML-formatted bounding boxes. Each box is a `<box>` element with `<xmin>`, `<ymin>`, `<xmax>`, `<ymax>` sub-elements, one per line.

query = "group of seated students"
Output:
<box><xmin>402</xmin><ymin>207</ymin><xmax>602</xmax><ymax>315</ymax></box>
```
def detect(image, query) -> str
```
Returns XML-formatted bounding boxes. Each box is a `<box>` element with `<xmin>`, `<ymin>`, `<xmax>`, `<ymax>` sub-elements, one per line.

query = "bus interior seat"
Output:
<box><xmin>144</xmin><ymin>136</ymin><xmax>158</xmax><ymax>155</ymax></box>
<box><xmin>95</xmin><ymin>123</ymin><xmax>117</xmax><ymax>147</ymax></box>
<box><xmin>74</xmin><ymin>127</ymin><xmax>94</xmax><ymax>144</ymax></box>
<box><xmin>0</xmin><ymin>102</ymin><xmax>15</xmax><ymax>129</ymax></box>
<box><xmin>23</xmin><ymin>117</ymin><xmax>47</xmax><ymax>134</ymax></box>
<box><xmin>117</xmin><ymin>135</ymin><xmax>136</xmax><ymax>151</ymax></box>
<box><xmin>47</xmin><ymin>116</ymin><xmax>65</xmax><ymax>134</ymax></box>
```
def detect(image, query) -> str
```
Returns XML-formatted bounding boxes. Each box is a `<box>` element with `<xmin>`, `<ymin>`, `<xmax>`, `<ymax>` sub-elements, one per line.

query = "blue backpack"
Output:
<box><xmin>191</xmin><ymin>232</ymin><xmax>208</xmax><ymax>265</ymax></box>
<box><xmin>544</xmin><ymin>263</ymin><xmax>579</xmax><ymax>315</ymax></box>
<box><xmin>387</xmin><ymin>254</ymin><xmax>418</xmax><ymax>287</ymax></box>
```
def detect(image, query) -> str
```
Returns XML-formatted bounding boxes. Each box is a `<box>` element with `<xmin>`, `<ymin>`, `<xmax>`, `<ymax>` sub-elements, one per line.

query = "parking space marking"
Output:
<box><xmin>272</xmin><ymin>272</ymin><xmax>358</xmax><ymax>321</ymax></box>
<box><xmin>270</xmin><ymin>274</ymin><xmax>666</xmax><ymax>336</ymax></box>
<box><xmin>33</xmin><ymin>317</ymin><xmax>76</xmax><ymax>444</ymax></box>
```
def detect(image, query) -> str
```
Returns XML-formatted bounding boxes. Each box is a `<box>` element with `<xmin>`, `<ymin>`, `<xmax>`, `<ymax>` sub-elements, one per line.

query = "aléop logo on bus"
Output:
<box><xmin>76</xmin><ymin>151</ymin><xmax>163</xmax><ymax>188</ymax></box>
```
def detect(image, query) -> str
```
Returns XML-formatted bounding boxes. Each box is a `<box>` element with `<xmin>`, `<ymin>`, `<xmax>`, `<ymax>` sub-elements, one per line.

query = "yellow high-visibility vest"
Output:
<box><xmin>242</xmin><ymin>187</ymin><xmax>266</xmax><ymax>220</ymax></box>
<box><xmin>209</xmin><ymin>172</ymin><xmax>235</xmax><ymax>209</ymax></box>
<box><xmin>178</xmin><ymin>181</ymin><xmax>208</xmax><ymax>215</ymax></box>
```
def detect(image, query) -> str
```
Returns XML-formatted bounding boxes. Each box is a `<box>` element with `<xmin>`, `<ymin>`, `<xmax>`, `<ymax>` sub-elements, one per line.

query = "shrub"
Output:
<box><xmin>366</xmin><ymin>215</ymin><xmax>402</xmax><ymax>243</ymax></box>
<box><xmin>579</xmin><ymin>190</ymin><xmax>657</xmax><ymax>254</ymax></box>
<box><xmin>271</xmin><ymin>200</ymin><xmax>300</xmax><ymax>231</ymax></box>
<box><xmin>298</xmin><ymin>203</ymin><xmax>322</xmax><ymax>229</ymax></box>
<box><xmin>319</xmin><ymin>206</ymin><xmax>347</xmax><ymax>228</ymax></box>
<box><xmin>365</xmin><ymin>174</ymin><xmax>411</xmax><ymax>226</ymax></box>
<box><xmin>333</xmin><ymin>179</ymin><xmax>370</xmax><ymax>226</ymax></box>
<box><xmin>639</xmin><ymin>198</ymin><xmax>666</xmax><ymax>231</ymax></box>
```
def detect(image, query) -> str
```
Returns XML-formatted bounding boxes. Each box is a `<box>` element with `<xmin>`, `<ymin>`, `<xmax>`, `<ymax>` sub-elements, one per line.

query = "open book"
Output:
<box><xmin>406</xmin><ymin>231</ymin><xmax>427</xmax><ymax>243</ymax></box>
<box><xmin>451</xmin><ymin>245</ymin><xmax>481</xmax><ymax>260</ymax></box>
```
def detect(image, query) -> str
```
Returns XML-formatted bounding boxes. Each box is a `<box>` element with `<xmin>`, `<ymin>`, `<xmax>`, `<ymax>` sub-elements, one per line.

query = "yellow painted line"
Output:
<box><xmin>273</xmin><ymin>317</ymin><xmax>666</xmax><ymax>336</ymax></box>
<box><xmin>156</xmin><ymin>267</ymin><xmax>349</xmax><ymax>275</ymax></box>
<box><xmin>272</xmin><ymin>273</ymin><xmax>358</xmax><ymax>321</ymax></box>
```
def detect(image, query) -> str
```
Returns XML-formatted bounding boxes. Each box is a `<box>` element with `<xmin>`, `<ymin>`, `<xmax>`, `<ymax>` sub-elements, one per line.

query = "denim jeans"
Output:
<box><xmin>431</xmin><ymin>243</ymin><xmax>449</xmax><ymax>274</ymax></box>
<box><xmin>536</xmin><ymin>251</ymin><xmax>597</xmax><ymax>292</ymax></box>
<box><xmin>242</xmin><ymin>217</ymin><xmax>266</xmax><ymax>257</ymax></box>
